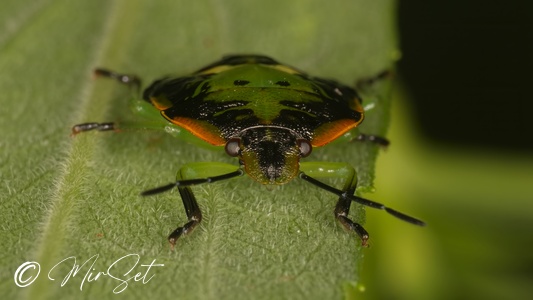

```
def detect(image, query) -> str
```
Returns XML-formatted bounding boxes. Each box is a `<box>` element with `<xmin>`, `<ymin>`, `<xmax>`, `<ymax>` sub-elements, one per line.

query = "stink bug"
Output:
<box><xmin>72</xmin><ymin>55</ymin><xmax>425</xmax><ymax>248</ymax></box>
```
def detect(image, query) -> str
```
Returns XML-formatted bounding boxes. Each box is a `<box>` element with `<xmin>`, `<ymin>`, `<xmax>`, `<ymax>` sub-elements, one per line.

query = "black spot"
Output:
<box><xmin>234</xmin><ymin>80</ymin><xmax>250</xmax><ymax>86</ymax></box>
<box><xmin>275</xmin><ymin>80</ymin><xmax>290</xmax><ymax>87</ymax></box>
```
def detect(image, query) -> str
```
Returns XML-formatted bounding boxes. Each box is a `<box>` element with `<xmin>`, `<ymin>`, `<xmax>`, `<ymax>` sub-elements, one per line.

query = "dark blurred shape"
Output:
<box><xmin>398</xmin><ymin>0</ymin><xmax>533</xmax><ymax>151</ymax></box>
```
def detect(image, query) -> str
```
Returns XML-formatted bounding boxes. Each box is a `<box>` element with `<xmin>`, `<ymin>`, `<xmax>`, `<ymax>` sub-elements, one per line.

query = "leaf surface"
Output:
<box><xmin>0</xmin><ymin>0</ymin><xmax>397</xmax><ymax>299</ymax></box>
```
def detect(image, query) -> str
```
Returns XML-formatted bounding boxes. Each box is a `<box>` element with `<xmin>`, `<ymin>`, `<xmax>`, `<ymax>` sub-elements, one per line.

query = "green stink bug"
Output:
<box><xmin>73</xmin><ymin>55</ymin><xmax>425</xmax><ymax>248</ymax></box>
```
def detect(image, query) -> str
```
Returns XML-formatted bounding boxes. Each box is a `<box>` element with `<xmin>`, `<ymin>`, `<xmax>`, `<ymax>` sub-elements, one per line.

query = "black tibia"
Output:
<box><xmin>299</xmin><ymin>171</ymin><xmax>370</xmax><ymax>246</ymax></box>
<box><xmin>352</xmin><ymin>69</ymin><xmax>392</xmax><ymax>148</ymax></box>
<box><xmin>354</xmin><ymin>134</ymin><xmax>390</xmax><ymax>147</ymax></box>
<box><xmin>299</xmin><ymin>172</ymin><xmax>426</xmax><ymax>246</ymax></box>
<box><xmin>93</xmin><ymin>68</ymin><xmax>142</xmax><ymax>93</ymax></box>
<box><xmin>334</xmin><ymin>185</ymin><xmax>370</xmax><ymax>246</ymax></box>
<box><xmin>167</xmin><ymin>186</ymin><xmax>202</xmax><ymax>248</ymax></box>
<box><xmin>141</xmin><ymin>169</ymin><xmax>244</xmax><ymax>248</ymax></box>
<box><xmin>71</xmin><ymin>122</ymin><xmax>115</xmax><ymax>135</ymax></box>
<box><xmin>72</xmin><ymin>69</ymin><xmax>141</xmax><ymax>135</ymax></box>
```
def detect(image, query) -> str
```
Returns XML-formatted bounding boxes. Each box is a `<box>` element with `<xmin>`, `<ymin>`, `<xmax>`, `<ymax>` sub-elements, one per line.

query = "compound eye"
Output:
<box><xmin>297</xmin><ymin>139</ymin><xmax>312</xmax><ymax>157</ymax></box>
<box><xmin>225</xmin><ymin>138</ymin><xmax>242</xmax><ymax>157</ymax></box>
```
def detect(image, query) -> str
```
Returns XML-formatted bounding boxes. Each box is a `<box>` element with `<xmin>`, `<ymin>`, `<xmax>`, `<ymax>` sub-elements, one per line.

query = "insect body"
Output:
<box><xmin>73</xmin><ymin>55</ymin><xmax>424</xmax><ymax>248</ymax></box>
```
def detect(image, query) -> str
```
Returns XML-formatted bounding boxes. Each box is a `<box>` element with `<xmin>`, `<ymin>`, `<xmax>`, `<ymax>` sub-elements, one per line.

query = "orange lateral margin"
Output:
<box><xmin>165</xmin><ymin>115</ymin><xmax>226</xmax><ymax>146</ymax></box>
<box><xmin>311</xmin><ymin>119</ymin><xmax>358</xmax><ymax>147</ymax></box>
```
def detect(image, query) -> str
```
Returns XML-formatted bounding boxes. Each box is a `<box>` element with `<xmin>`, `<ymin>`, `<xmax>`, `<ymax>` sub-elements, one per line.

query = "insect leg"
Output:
<box><xmin>71</xmin><ymin>119</ymin><xmax>169</xmax><ymax>135</ymax></box>
<box><xmin>141</xmin><ymin>162</ymin><xmax>244</xmax><ymax>248</ymax></box>
<box><xmin>337</xmin><ymin>130</ymin><xmax>389</xmax><ymax>147</ymax></box>
<box><xmin>353</xmin><ymin>133</ymin><xmax>390</xmax><ymax>147</ymax></box>
<box><xmin>167</xmin><ymin>185</ymin><xmax>201</xmax><ymax>247</ymax></box>
<box><xmin>352</xmin><ymin>69</ymin><xmax>392</xmax><ymax>147</ymax></box>
<box><xmin>299</xmin><ymin>162</ymin><xmax>370</xmax><ymax>246</ymax></box>
<box><xmin>93</xmin><ymin>68</ymin><xmax>142</xmax><ymax>93</ymax></box>
<box><xmin>72</xmin><ymin>69</ymin><xmax>170</xmax><ymax>135</ymax></box>
<box><xmin>355</xmin><ymin>70</ymin><xmax>391</xmax><ymax>90</ymax></box>
<box><xmin>71</xmin><ymin>122</ymin><xmax>115</xmax><ymax>134</ymax></box>
<box><xmin>300</xmin><ymin>162</ymin><xmax>425</xmax><ymax>245</ymax></box>
<box><xmin>334</xmin><ymin>178</ymin><xmax>371</xmax><ymax>246</ymax></box>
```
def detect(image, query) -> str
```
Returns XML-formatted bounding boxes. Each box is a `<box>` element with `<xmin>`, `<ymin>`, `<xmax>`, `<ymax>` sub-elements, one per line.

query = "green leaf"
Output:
<box><xmin>0</xmin><ymin>0</ymin><xmax>397</xmax><ymax>299</ymax></box>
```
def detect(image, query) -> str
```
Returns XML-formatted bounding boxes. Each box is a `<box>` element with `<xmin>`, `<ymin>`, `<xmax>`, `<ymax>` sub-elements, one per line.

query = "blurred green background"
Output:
<box><xmin>362</xmin><ymin>1</ymin><xmax>533</xmax><ymax>299</ymax></box>
<box><xmin>1</xmin><ymin>0</ymin><xmax>532</xmax><ymax>299</ymax></box>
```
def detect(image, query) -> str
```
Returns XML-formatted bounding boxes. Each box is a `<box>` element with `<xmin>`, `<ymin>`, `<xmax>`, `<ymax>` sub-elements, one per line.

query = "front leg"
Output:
<box><xmin>334</xmin><ymin>185</ymin><xmax>370</xmax><ymax>247</ymax></box>
<box><xmin>300</xmin><ymin>162</ymin><xmax>425</xmax><ymax>246</ymax></box>
<box><xmin>300</xmin><ymin>162</ymin><xmax>370</xmax><ymax>246</ymax></box>
<box><xmin>168</xmin><ymin>185</ymin><xmax>202</xmax><ymax>247</ymax></box>
<box><xmin>141</xmin><ymin>162</ymin><xmax>244</xmax><ymax>248</ymax></box>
